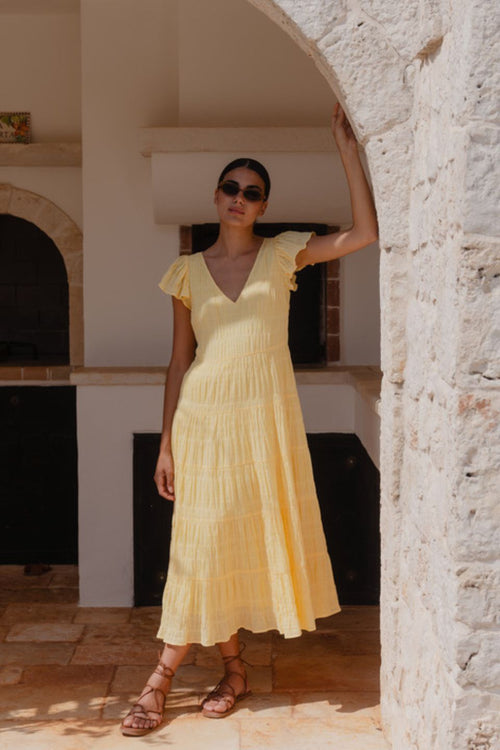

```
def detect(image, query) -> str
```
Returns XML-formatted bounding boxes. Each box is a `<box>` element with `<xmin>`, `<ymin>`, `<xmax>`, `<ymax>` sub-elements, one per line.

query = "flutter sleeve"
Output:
<box><xmin>158</xmin><ymin>254</ymin><xmax>191</xmax><ymax>310</ymax></box>
<box><xmin>274</xmin><ymin>230</ymin><xmax>315</xmax><ymax>292</ymax></box>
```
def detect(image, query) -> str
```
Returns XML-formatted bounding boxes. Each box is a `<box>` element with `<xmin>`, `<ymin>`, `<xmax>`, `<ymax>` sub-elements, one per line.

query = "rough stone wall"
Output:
<box><xmin>249</xmin><ymin>1</ymin><xmax>499</xmax><ymax>748</ymax></box>
<box><xmin>401</xmin><ymin>1</ymin><xmax>500</xmax><ymax>748</ymax></box>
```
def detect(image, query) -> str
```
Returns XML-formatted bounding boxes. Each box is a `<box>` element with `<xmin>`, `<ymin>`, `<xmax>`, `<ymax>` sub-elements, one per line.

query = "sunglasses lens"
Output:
<box><xmin>220</xmin><ymin>182</ymin><xmax>239</xmax><ymax>197</ymax></box>
<box><xmin>243</xmin><ymin>188</ymin><xmax>263</xmax><ymax>202</ymax></box>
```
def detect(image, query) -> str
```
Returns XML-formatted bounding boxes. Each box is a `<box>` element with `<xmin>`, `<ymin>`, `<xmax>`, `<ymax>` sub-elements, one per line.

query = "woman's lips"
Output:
<box><xmin>229</xmin><ymin>207</ymin><xmax>244</xmax><ymax>215</ymax></box>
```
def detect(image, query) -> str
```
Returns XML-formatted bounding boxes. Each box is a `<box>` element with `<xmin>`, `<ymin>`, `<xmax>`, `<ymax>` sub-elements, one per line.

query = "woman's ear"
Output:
<box><xmin>259</xmin><ymin>200</ymin><xmax>268</xmax><ymax>217</ymax></box>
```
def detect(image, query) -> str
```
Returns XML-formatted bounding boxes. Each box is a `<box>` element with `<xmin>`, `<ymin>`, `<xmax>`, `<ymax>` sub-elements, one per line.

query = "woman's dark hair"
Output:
<box><xmin>217</xmin><ymin>158</ymin><xmax>271</xmax><ymax>199</ymax></box>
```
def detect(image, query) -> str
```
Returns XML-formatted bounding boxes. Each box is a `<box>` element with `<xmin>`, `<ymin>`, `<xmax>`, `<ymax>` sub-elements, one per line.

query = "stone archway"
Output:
<box><xmin>0</xmin><ymin>184</ymin><xmax>83</xmax><ymax>367</ymax></box>
<box><xmin>244</xmin><ymin>2</ymin><xmax>500</xmax><ymax>749</ymax></box>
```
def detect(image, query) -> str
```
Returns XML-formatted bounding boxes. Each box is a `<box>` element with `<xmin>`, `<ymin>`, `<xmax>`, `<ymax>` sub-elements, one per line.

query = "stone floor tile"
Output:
<box><xmin>173</xmin><ymin>662</ymin><xmax>222</xmax><ymax>691</ymax></box>
<box><xmin>0</xmin><ymin>643</ymin><xmax>75</xmax><ymax>666</ymax></box>
<box><xmin>6</xmin><ymin>622</ymin><xmax>84</xmax><ymax>643</ymax></box>
<box><xmin>235</xmin><ymin>692</ymin><xmax>292</xmax><ymax>719</ymax></box>
<box><xmin>275</xmin><ymin>628</ymin><xmax>380</xmax><ymax>656</ymax></box>
<box><xmin>0</xmin><ymin>603</ymin><xmax>78</xmax><ymax>625</ymax></box>
<box><xmin>153</xmin><ymin>715</ymin><xmax>240</xmax><ymax>750</ymax></box>
<box><xmin>111</xmin><ymin>664</ymin><xmax>193</xmax><ymax>693</ymax></box>
<box><xmin>111</xmin><ymin>664</ymin><xmax>186</xmax><ymax>693</ymax></box>
<box><xmin>247</xmin><ymin>665</ymin><xmax>273</xmax><ymax>693</ymax></box>
<box><xmin>0</xmin><ymin>588</ymin><xmax>79</xmax><ymax>605</ymax></box>
<box><xmin>128</xmin><ymin>606</ymin><xmax>161</xmax><ymax>626</ymax></box>
<box><xmin>110</xmin><ymin>664</ymin><xmax>151</xmax><ymax>692</ymax></box>
<box><xmin>316</xmin><ymin>606</ymin><xmax>380</xmax><ymax>632</ymax></box>
<box><xmin>0</xmin><ymin>572</ymin><xmax>53</xmax><ymax>590</ymax></box>
<box><xmin>48</xmin><ymin>570</ymin><xmax>80</xmax><ymax>588</ymax></box>
<box><xmin>291</xmin><ymin>691</ymin><xmax>382</xmax><ymax>731</ymax></box>
<box><xmin>0</xmin><ymin>683</ymin><xmax>108</xmax><ymax>721</ymax></box>
<box><xmin>0</xmin><ymin>665</ymin><xmax>23</xmax><ymax>685</ymax></box>
<box><xmin>78</xmin><ymin>621</ymin><xmax>157</xmax><ymax>644</ymax></box>
<box><xmin>0</xmin><ymin>721</ymin><xmax>117</xmax><ymax>750</ymax></box>
<box><xmin>0</xmin><ymin>624</ymin><xmax>9</xmax><ymax>642</ymax></box>
<box><xmin>274</xmin><ymin>651</ymin><xmax>381</xmax><ymax>692</ymax></box>
<box><xmin>239</xmin><ymin>718</ymin><xmax>389</xmax><ymax>750</ymax></box>
<box><xmin>73</xmin><ymin>607</ymin><xmax>131</xmax><ymax>624</ymax></box>
<box><xmin>70</xmin><ymin>642</ymin><xmax>159</xmax><ymax>666</ymax></box>
<box><xmin>22</xmin><ymin>664</ymin><xmax>114</xmax><ymax>686</ymax></box>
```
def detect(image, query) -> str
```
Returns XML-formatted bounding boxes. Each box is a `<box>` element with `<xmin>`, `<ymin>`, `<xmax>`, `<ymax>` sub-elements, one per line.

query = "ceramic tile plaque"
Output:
<box><xmin>0</xmin><ymin>112</ymin><xmax>31</xmax><ymax>143</ymax></box>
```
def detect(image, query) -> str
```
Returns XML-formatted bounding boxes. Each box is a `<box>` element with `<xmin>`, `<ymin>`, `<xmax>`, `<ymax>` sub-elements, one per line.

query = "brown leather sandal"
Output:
<box><xmin>120</xmin><ymin>652</ymin><xmax>176</xmax><ymax>737</ymax></box>
<box><xmin>201</xmin><ymin>643</ymin><xmax>253</xmax><ymax>719</ymax></box>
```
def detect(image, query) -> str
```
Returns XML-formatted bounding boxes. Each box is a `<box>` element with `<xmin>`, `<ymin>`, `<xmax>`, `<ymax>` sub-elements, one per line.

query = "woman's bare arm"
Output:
<box><xmin>155</xmin><ymin>297</ymin><xmax>196</xmax><ymax>500</ymax></box>
<box><xmin>295</xmin><ymin>103</ymin><xmax>378</xmax><ymax>270</ymax></box>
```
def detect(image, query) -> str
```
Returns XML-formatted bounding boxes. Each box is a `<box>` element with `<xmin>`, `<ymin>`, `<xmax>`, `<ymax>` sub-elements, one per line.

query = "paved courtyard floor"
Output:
<box><xmin>0</xmin><ymin>566</ymin><xmax>389</xmax><ymax>749</ymax></box>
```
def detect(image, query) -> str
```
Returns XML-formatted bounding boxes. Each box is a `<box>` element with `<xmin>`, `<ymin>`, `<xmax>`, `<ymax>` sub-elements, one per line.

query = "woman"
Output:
<box><xmin>120</xmin><ymin>103</ymin><xmax>378</xmax><ymax>736</ymax></box>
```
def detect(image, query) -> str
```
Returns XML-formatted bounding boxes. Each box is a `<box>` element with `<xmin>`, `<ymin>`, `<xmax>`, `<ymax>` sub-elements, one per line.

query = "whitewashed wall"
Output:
<box><xmin>0</xmin><ymin>9</ymin><xmax>81</xmax><ymax>141</ymax></box>
<box><xmin>0</xmin><ymin>8</ymin><xmax>82</xmax><ymax>228</ymax></box>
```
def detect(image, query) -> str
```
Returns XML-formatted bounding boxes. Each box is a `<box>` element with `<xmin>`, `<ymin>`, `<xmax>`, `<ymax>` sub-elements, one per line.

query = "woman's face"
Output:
<box><xmin>214</xmin><ymin>167</ymin><xmax>268</xmax><ymax>227</ymax></box>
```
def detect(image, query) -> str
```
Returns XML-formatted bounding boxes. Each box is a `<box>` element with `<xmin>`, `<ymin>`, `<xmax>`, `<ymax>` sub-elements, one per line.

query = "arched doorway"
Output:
<box><xmin>0</xmin><ymin>189</ymin><xmax>83</xmax><ymax>565</ymax></box>
<box><xmin>0</xmin><ymin>184</ymin><xmax>83</xmax><ymax>367</ymax></box>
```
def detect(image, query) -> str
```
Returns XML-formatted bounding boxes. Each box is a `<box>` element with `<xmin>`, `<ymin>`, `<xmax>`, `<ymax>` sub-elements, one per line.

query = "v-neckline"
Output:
<box><xmin>200</xmin><ymin>238</ymin><xmax>267</xmax><ymax>304</ymax></box>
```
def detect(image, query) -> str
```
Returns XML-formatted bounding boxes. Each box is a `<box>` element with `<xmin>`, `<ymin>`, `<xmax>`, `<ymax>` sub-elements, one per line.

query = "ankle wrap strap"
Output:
<box><xmin>221</xmin><ymin>641</ymin><xmax>253</xmax><ymax>670</ymax></box>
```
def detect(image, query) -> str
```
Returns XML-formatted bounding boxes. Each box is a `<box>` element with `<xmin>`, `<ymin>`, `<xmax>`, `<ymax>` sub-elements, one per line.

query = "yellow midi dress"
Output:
<box><xmin>156</xmin><ymin>230</ymin><xmax>340</xmax><ymax>646</ymax></box>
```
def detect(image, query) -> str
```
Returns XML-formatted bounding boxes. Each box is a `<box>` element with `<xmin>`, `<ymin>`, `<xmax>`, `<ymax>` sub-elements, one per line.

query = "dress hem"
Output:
<box><xmin>155</xmin><ymin>603</ymin><xmax>342</xmax><ymax>648</ymax></box>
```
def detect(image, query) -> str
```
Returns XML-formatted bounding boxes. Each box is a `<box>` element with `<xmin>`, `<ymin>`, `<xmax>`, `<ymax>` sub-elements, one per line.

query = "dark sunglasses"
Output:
<box><xmin>218</xmin><ymin>180</ymin><xmax>265</xmax><ymax>202</ymax></box>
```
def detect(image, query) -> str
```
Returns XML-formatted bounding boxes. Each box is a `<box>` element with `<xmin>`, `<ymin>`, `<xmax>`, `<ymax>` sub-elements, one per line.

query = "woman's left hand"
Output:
<box><xmin>331</xmin><ymin>102</ymin><xmax>358</xmax><ymax>159</ymax></box>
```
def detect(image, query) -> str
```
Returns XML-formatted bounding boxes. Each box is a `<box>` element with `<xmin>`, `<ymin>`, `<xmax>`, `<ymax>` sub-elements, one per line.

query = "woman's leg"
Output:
<box><xmin>201</xmin><ymin>632</ymin><xmax>249</xmax><ymax>715</ymax></box>
<box><xmin>121</xmin><ymin>642</ymin><xmax>191</xmax><ymax>731</ymax></box>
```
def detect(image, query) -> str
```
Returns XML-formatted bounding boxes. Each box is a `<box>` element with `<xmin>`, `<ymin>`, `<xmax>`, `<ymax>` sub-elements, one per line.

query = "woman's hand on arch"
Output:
<box><xmin>331</xmin><ymin>102</ymin><xmax>358</xmax><ymax>160</ymax></box>
<box><xmin>154</xmin><ymin>449</ymin><xmax>176</xmax><ymax>501</ymax></box>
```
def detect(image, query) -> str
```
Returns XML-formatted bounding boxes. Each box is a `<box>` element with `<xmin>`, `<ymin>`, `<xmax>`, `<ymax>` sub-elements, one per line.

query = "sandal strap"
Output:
<box><xmin>221</xmin><ymin>642</ymin><xmax>254</xmax><ymax>670</ymax></box>
<box><xmin>202</xmin><ymin>671</ymin><xmax>247</xmax><ymax>709</ymax></box>
<box><xmin>127</xmin><ymin>685</ymin><xmax>165</xmax><ymax>720</ymax></box>
<box><xmin>124</xmin><ymin>654</ymin><xmax>176</xmax><ymax>723</ymax></box>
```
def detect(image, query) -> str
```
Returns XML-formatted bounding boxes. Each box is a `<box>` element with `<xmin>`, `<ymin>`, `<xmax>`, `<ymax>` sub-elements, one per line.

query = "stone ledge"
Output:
<box><xmin>0</xmin><ymin>365</ymin><xmax>381</xmax><ymax>415</ymax></box>
<box><xmin>139</xmin><ymin>127</ymin><xmax>341</xmax><ymax>156</ymax></box>
<box><xmin>0</xmin><ymin>366</ymin><xmax>71</xmax><ymax>383</ymax></box>
<box><xmin>0</xmin><ymin>143</ymin><xmax>82</xmax><ymax>167</ymax></box>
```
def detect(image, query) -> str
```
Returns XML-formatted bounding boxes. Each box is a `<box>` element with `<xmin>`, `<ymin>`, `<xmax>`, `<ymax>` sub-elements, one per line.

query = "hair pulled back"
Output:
<box><xmin>218</xmin><ymin>158</ymin><xmax>271</xmax><ymax>199</ymax></box>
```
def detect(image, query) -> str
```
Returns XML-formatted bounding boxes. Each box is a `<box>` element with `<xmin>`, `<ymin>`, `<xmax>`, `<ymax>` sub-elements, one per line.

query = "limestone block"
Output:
<box><xmin>35</xmin><ymin>200</ymin><xmax>73</xmax><ymax>240</ymax></box>
<box><xmin>456</xmin><ymin>563</ymin><xmax>500</xmax><ymax>629</ymax></box>
<box><xmin>449</xmin><ymin>390</ymin><xmax>500</xmax><ymax>563</ymax></box>
<box><xmin>450</xmin><ymin>0</ymin><xmax>500</xmax><ymax>126</ymax></box>
<box><xmin>462</xmin><ymin>125</ymin><xmax>500</xmax><ymax>236</ymax></box>
<box><xmin>452</xmin><ymin>690</ymin><xmax>500</xmax><ymax>750</ymax></box>
<box><xmin>249</xmin><ymin>0</ymin><xmax>349</xmax><ymax>43</ymax></box>
<box><xmin>8</xmin><ymin>186</ymin><xmax>47</xmax><ymax>227</ymax></box>
<box><xmin>379</xmin><ymin>380</ymin><xmax>405</xmax><ymax>504</ymax></box>
<box><xmin>364</xmin><ymin>123</ymin><xmax>413</xmax><ymax>249</ymax></box>
<box><xmin>318</xmin><ymin>18</ymin><xmax>411</xmax><ymax>139</ymax></box>
<box><xmin>457</xmin><ymin>236</ymin><xmax>500</xmax><ymax>382</ymax></box>
<box><xmin>360</xmin><ymin>0</ymin><xmax>445</xmax><ymax>61</ymax></box>
<box><xmin>379</xmin><ymin>250</ymin><xmax>409</xmax><ymax>382</ymax></box>
<box><xmin>456</xmin><ymin>631</ymin><xmax>500</xmax><ymax>690</ymax></box>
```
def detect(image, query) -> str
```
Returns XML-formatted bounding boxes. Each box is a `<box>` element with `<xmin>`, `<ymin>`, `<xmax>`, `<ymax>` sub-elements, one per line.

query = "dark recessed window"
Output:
<box><xmin>191</xmin><ymin>223</ymin><xmax>330</xmax><ymax>367</ymax></box>
<box><xmin>0</xmin><ymin>215</ymin><xmax>69</xmax><ymax>365</ymax></box>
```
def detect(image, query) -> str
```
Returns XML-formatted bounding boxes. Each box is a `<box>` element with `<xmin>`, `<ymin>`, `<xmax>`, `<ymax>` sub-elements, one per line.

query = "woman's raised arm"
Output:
<box><xmin>295</xmin><ymin>103</ymin><xmax>378</xmax><ymax>270</ymax></box>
